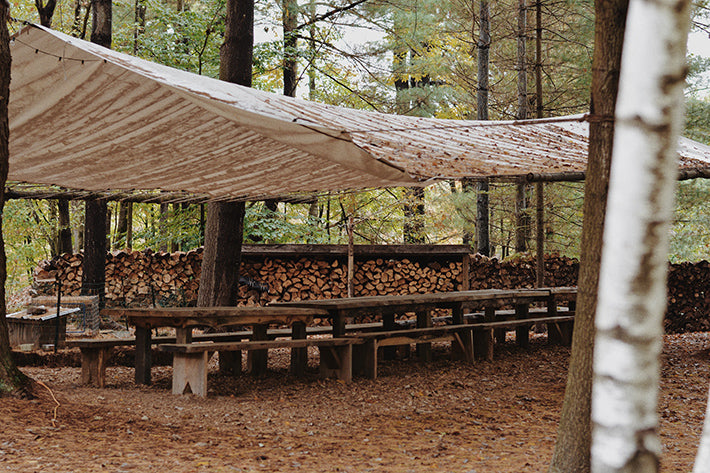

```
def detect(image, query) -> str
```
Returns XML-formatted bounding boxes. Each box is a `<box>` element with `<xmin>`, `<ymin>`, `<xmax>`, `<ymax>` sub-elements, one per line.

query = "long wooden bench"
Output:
<box><xmin>160</xmin><ymin>337</ymin><xmax>365</xmax><ymax>397</ymax></box>
<box><xmin>67</xmin><ymin>331</ymin><xmax>253</xmax><ymax>387</ymax></box>
<box><xmin>67</xmin><ymin>321</ymin><xmax>395</xmax><ymax>387</ymax></box>
<box><xmin>349</xmin><ymin>315</ymin><xmax>575</xmax><ymax>380</ymax></box>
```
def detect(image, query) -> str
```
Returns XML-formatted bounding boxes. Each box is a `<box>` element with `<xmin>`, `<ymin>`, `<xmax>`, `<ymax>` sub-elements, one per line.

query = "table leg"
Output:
<box><xmin>416</xmin><ymin>310</ymin><xmax>432</xmax><ymax>362</ymax></box>
<box><xmin>248</xmin><ymin>324</ymin><xmax>268</xmax><ymax>376</ymax></box>
<box><xmin>474</xmin><ymin>306</ymin><xmax>495</xmax><ymax>360</ymax></box>
<box><xmin>331</xmin><ymin>310</ymin><xmax>346</xmax><ymax>338</ymax></box>
<box><xmin>515</xmin><ymin>303</ymin><xmax>530</xmax><ymax>348</ymax></box>
<box><xmin>176</xmin><ymin>327</ymin><xmax>192</xmax><ymax>344</ymax></box>
<box><xmin>290</xmin><ymin>321</ymin><xmax>307</xmax><ymax>376</ymax></box>
<box><xmin>134</xmin><ymin>326</ymin><xmax>152</xmax><ymax>385</ymax></box>
<box><xmin>451</xmin><ymin>304</ymin><xmax>473</xmax><ymax>362</ymax></box>
<box><xmin>383</xmin><ymin>312</ymin><xmax>396</xmax><ymax>360</ymax></box>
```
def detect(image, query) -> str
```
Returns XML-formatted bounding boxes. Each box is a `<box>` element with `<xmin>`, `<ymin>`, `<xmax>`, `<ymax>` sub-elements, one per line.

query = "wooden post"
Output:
<box><xmin>515</xmin><ymin>303</ymin><xmax>530</xmax><ymax>348</ymax></box>
<box><xmin>415</xmin><ymin>310</ymin><xmax>432</xmax><ymax>362</ymax></box>
<box><xmin>536</xmin><ymin>181</ymin><xmax>545</xmax><ymax>287</ymax></box>
<box><xmin>290</xmin><ymin>321</ymin><xmax>307</xmax><ymax>376</ymax></box>
<box><xmin>248</xmin><ymin>324</ymin><xmax>268</xmax><ymax>376</ymax></box>
<box><xmin>347</xmin><ymin>216</ymin><xmax>354</xmax><ymax>297</ymax></box>
<box><xmin>134</xmin><ymin>325</ymin><xmax>152</xmax><ymax>385</ymax></box>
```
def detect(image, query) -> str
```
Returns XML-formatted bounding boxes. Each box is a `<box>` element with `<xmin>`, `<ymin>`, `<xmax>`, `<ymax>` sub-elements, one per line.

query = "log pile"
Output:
<box><xmin>666</xmin><ymin>261</ymin><xmax>710</xmax><ymax>333</ymax></box>
<box><xmin>32</xmin><ymin>247</ymin><xmax>710</xmax><ymax>334</ymax></box>
<box><xmin>467</xmin><ymin>254</ymin><xmax>578</xmax><ymax>290</ymax></box>
<box><xmin>33</xmin><ymin>250</ymin><xmax>465</xmax><ymax>309</ymax></box>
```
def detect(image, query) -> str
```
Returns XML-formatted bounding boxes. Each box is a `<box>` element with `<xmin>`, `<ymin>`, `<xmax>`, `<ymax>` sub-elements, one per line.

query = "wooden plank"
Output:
<box><xmin>515</xmin><ymin>303</ymin><xmax>530</xmax><ymax>348</ymax></box>
<box><xmin>290</xmin><ymin>322</ymin><xmax>307</xmax><ymax>376</ymax></box>
<box><xmin>239</xmin><ymin>243</ymin><xmax>472</xmax><ymax>259</ymax></box>
<box><xmin>80</xmin><ymin>346</ymin><xmax>113</xmax><ymax>387</ymax></box>
<box><xmin>160</xmin><ymin>337</ymin><xmax>365</xmax><ymax>353</ymax></box>
<box><xmin>172</xmin><ymin>351</ymin><xmax>209</xmax><ymax>397</ymax></box>
<box><xmin>248</xmin><ymin>325</ymin><xmax>268</xmax><ymax>376</ymax></box>
<box><xmin>415</xmin><ymin>310</ymin><xmax>433</xmax><ymax>362</ymax></box>
<box><xmin>134</xmin><ymin>326</ymin><xmax>152</xmax><ymax>385</ymax></box>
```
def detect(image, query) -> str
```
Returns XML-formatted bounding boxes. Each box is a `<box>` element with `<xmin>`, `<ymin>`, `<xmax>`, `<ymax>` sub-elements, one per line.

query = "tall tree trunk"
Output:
<box><xmin>548</xmin><ymin>0</ymin><xmax>628</xmax><ymax>471</ymax></box>
<box><xmin>133</xmin><ymin>0</ymin><xmax>146</xmax><ymax>54</ymax></box>
<box><xmin>115</xmin><ymin>201</ymin><xmax>131</xmax><ymax>250</ymax></box>
<box><xmin>402</xmin><ymin>187</ymin><xmax>426</xmax><ymax>244</ymax></box>
<box><xmin>35</xmin><ymin>0</ymin><xmax>57</xmax><ymax>27</ymax></box>
<box><xmin>474</xmin><ymin>0</ymin><xmax>490</xmax><ymax>256</ymax></box>
<box><xmin>535</xmin><ymin>0</ymin><xmax>543</xmax><ymax>119</ymax></box>
<box><xmin>0</xmin><ymin>0</ymin><xmax>32</xmax><ymax>397</ymax></box>
<box><xmin>57</xmin><ymin>198</ymin><xmax>72</xmax><ymax>254</ymax></box>
<box><xmin>515</xmin><ymin>0</ymin><xmax>529</xmax><ymax>253</ymax></box>
<box><xmin>81</xmin><ymin>0</ymin><xmax>112</xmax><ymax>310</ymax></box>
<box><xmin>81</xmin><ymin>0</ymin><xmax>112</xmax><ymax>307</ymax></box>
<box><xmin>591</xmin><ymin>0</ymin><xmax>691</xmax><ymax>469</ymax></box>
<box><xmin>159</xmin><ymin>203</ymin><xmax>169</xmax><ymax>252</ymax></box>
<box><xmin>282</xmin><ymin>0</ymin><xmax>298</xmax><ymax>97</ymax></box>
<box><xmin>91</xmin><ymin>0</ymin><xmax>111</xmax><ymax>48</ymax></box>
<box><xmin>82</xmin><ymin>200</ymin><xmax>107</xmax><ymax>309</ymax></box>
<box><xmin>197</xmin><ymin>0</ymin><xmax>252</xmax><ymax>306</ymax></box>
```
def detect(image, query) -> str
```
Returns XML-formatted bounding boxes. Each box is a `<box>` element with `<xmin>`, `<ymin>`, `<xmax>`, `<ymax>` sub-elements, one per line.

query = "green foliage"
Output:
<box><xmin>685</xmin><ymin>97</ymin><xmax>710</xmax><ymax>144</ymax></box>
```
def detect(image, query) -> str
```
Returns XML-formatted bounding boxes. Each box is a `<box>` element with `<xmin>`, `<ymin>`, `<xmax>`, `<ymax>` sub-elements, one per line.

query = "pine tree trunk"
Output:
<box><xmin>282</xmin><ymin>0</ymin><xmax>298</xmax><ymax>97</ymax></box>
<box><xmin>57</xmin><ymin>198</ymin><xmax>72</xmax><ymax>254</ymax></box>
<box><xmin>197</xmin><ymin>0</ymin><xmax>252</xmax><ymax>307</ymax></box>
<box><xmin>474</xmin><ymin>0</ymin><xmax>490</xmax><ymax>255</ymax></box>
<box><xmin>548</xmin><ymin>1</ymin><xmax>628</xmax><ymax>471</ymax></box>
<box><xmin>115</xmin><ymin>201</ymin><xmax>131</xmax><ymax>250</ymax></box>
<box><xmin>590</xmin><ymin>0</ymin><xmax>691</xmax><ymax>469</ymax></box>
<box><xmin>81</xmin><ymin>0</ymin><xmax>112</xmax><ymax>309</ymax></box>
<box><xmin>0</xmin><ymin>9</ymin><xmax>31</xmax><ymax>395</ymax></box>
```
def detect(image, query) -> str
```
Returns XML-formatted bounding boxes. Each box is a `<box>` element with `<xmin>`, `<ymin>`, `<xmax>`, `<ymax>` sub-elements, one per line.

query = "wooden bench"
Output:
<box><xmin>67</xmin><ymin>331</ymin><xmax>252</xmax><ymax>387</ymax></box>
<box><xmin>160</xmin><ymin>337</ymin><xmax>365</xmax><ymax>397</ymax></box>
<box><xmin>349</xmin><ymin>315</ymin><xmax>575</xmax><ymax>380</ymax></box>
<box><xmin>67</xmin><ymin>321</ymin><xmax>393</xmax><ymax>387</ymax></box>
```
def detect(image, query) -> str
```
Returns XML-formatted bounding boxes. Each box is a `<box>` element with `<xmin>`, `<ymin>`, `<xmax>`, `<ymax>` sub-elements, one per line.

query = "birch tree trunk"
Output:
<box><xmin>591</xmin><ymin>0</ymin><xmax>692</xmax><ymax>469</ymax></box>
<box><xmin>694</xmin><ymin>387</ymin><xmax>710</xmax><ymax>473</ymax></box>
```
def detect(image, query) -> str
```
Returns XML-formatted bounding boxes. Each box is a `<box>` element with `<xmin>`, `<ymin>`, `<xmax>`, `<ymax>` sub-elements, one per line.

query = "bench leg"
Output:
<box><xmin>219</xmin><ymin>351</ymin><xmax>242</xmax><ymax>375</ymax></box>
<box><xmin>290</xmin><ymin>322</ymin><xmax>308</xmax><ymax>377</ymax></box>
<box><xmin>80</xmin><ymin>347</ymin><xmax>113</xmax><ymax>387</ymax></box>
<box><xmin>452</xmin><ymin>330</ymin><xmax>474</xmax><ymax>362</ymax></box>
<box><xmin>515</xmin><ymin>303</ymin><xmax>530</xmax><ymax>348</ymax></box>
<box><xmin>319</xmin><ymin>345</ymin><xmax>353</xmax><ymax>383</ymax></box>
<box><xmin>382</xmin><ymin>313</ymin><xmax>396</xmax><ymax>361</ymax></box>
<box><xmin>473</xmin><ymin>328</ymin><xmax>494</xmax><ymax>361</ymax></box>
<box><xmin>415</xmin><ymin>310</ymin><xmax>432</xmax><ymax>362</ymax></box>
<box><xmin>353</xmin><ymin>339</ymin><xmax>378</xmax><ymax>380</ymax></box>
<box><xmin>172</xmin><ymin>352</ymin><xmax>209</xmax><ymax>397</ymax></box>
<box><xmin>248</xmin><ymin>324</ymin><xmax>268</xmax><ymax>376</ymax></box>
<box><xmin>134</xmin><ymin>326</ymin><xmax>152</xmax><ymax>385</ymax></box>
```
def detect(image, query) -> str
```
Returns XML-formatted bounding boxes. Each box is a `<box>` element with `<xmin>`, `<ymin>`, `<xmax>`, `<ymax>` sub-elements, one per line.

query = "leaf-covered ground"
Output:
<box><xmin>1</xmin><ymin>333</ymin><xmax>708</xmax><ymax>472</ymax></box>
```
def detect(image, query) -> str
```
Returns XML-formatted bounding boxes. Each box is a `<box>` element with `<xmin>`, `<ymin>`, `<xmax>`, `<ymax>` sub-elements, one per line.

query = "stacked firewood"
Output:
<box><xmin>666</xmin><ymin>261</ymin><xmax>710</xmax><ymax>333</ymax></box>
<box><xmin>33</xmin><ymin>250</ymin><xmax>465</xmax><ymax>308</ymax></box>
<box><xmin>468</xmin><ymin>254</ymin><xmax>579</xmax><ymax>289</ymax></box>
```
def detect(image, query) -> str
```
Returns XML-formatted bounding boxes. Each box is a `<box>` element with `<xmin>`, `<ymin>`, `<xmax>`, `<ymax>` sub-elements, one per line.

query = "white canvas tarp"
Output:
<box><xmin>9</xmin><ymin>24</ymin><xmax>710</xmax><ymax>201</ymax></box>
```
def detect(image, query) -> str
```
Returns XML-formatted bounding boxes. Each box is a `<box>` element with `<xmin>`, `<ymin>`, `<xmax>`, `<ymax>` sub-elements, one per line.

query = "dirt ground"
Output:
<box><xmin>1</xmin><ymin>332</ymin><xmax>709</xmax><ymax>473</ymax></box>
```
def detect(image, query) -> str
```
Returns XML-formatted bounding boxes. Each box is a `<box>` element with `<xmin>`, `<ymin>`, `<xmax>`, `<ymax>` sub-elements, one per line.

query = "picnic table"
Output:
<box><xmin>272</xmin><ymin>287</ymin><xmax>576</xmax><ymax>362</ymax></box>
<box><xmin>100</xmin><ymin>306</ymin><xmax>328</xmax><ymax>385</ymax></box>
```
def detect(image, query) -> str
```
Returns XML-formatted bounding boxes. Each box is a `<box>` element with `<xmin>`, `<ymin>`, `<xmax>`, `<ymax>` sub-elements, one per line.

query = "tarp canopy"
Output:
<box><xmin>9</xmin><ymin>24</ymin><xmax>710</xmax><ymax>201</ymax></box>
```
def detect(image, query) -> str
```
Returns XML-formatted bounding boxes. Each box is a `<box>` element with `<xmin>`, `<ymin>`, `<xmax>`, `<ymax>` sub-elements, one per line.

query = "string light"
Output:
<box><xmin>10</xmin><ymin>22</ymin><xmax>105</xmax><ymax>64</ymax></box>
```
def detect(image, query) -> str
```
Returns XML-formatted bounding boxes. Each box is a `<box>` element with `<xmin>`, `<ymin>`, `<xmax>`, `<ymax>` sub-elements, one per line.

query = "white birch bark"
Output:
<box><xmin>694</xmin><ymin>386</ymin><xmax>710</xmax><ymax>473</ymax></box>
<box><xmin>590</xmin><ymin>0</ymin><xmax>692</xmax><ymax>470</ymax></box>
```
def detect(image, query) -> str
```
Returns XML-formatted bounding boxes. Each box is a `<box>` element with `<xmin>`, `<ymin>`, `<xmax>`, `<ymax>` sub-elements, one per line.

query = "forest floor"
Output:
<box><xmin>1</xmin><ymin>332</ymin><xmax>709</xmax><ymax>472</ymax></box>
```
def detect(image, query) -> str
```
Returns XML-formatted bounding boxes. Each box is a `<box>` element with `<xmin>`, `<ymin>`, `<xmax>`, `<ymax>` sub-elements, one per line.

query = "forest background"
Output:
<box><xmin>3</xmin><ymin>0</ymin><xmax>710</xmax><ymax>304</ymax></box>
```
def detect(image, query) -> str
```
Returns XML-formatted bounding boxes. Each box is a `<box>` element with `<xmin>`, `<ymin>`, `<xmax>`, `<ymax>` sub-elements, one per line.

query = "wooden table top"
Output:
<box><xmin>271</xmin><ymin>287</ymin><xmax>576</xmax><ymax>311</ymax></box>
<box><xmin>101</xmin><ymin>306</ymin><xmax>328</xmax><ymax>329</ymax></box>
